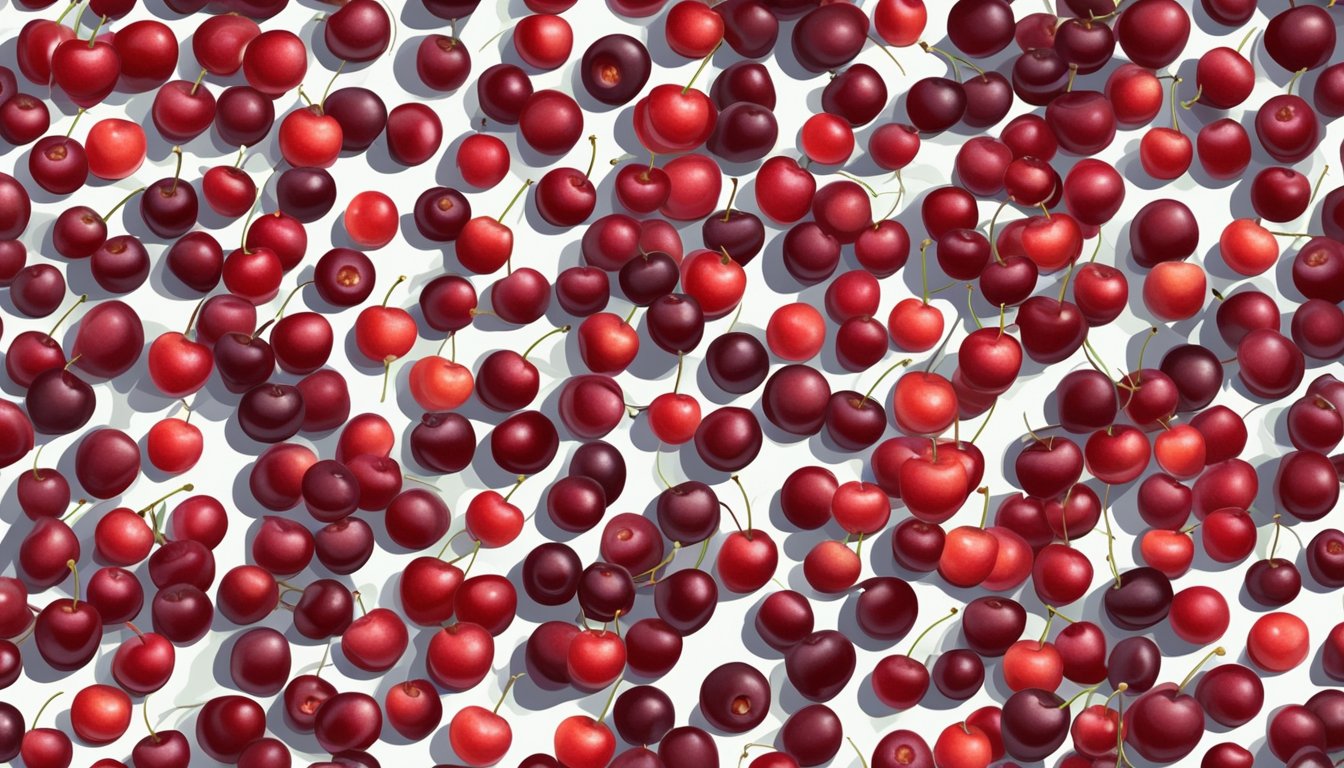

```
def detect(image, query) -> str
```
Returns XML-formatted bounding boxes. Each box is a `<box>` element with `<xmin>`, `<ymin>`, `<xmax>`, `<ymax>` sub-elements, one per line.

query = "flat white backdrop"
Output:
<box><xmin>1</xmin><ymin>0</ymin><xmax>1342</xmax><ymax>765</ymax></box>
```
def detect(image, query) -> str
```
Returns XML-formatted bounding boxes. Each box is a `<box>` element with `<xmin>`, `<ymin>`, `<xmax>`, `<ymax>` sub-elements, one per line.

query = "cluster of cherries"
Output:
<box><xmin>1</xmin><ymin>0</ymin><xmax>1344</xmax><ymax>766</ymax></box>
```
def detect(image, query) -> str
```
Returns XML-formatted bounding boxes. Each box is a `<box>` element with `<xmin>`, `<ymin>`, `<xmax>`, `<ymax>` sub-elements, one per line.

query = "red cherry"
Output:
<box><xmin>1247</xmin><ymin>612</ymin><xmax>1309</xmax><ymax>672</ymax></box>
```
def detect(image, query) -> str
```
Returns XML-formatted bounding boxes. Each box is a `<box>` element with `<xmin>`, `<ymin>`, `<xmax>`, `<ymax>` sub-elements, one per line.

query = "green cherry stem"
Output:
<box><xmin>1177</xmin><ymin>647</ymin><xmax>1226</xmax><ymax>691</ymax></box>
<box><xmin>859</xmin><ymin>358</ymin><xmax>912</xmax><ymax>407</ymax></box>
<box><xmin>493</xmin><ymin>673</ymin><xmax>525</xmax><ymax>714</ymax></box>
<box><xmin>906</xmin><ymin>607</ymin><xmax>958</xmax><ymax>656</ymax></box>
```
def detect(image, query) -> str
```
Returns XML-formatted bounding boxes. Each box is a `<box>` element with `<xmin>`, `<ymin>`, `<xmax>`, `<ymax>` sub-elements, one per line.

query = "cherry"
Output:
<box><xmin>1000</xmin><ymin>688</ymin><xmax>1070</xmax><ymax>762</ymax></box>
<box><xmin>10</xmin><ymin>263</ymin><xmax>66</xmax><ymax>318</ymax></box>
<box><xmin>0</xmin><ymin>94</ymin><xmax>50</xmax><ymax>145</ymax></box>
<box><xmin>19</xmin><ymin>692</ymin><xmax>71</xmax><ymax>768</ymax></box>
<box><xmin>34</xmin><ymin>560</ymin><xmax>101</xmax><ymax>670</ymax></box>
<box><xmin>1190</xmin><ymin>117</ymin><xmax>1250</xmax><ymax>181</ymax></box>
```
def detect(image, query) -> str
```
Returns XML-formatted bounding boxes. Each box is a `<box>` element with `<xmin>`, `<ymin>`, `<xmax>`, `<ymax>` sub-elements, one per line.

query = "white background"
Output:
<box><xmin>1</xmin><ymin>0</ymin><xmax>1343</xmax><ymax>765</ymax></box>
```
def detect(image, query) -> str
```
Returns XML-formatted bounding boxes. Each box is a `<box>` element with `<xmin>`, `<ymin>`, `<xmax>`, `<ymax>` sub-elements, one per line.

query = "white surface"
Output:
<box><xmin>1</xmin><ymin>0</ymin><xmax>1342</xmax><ymax>765</ymax></box>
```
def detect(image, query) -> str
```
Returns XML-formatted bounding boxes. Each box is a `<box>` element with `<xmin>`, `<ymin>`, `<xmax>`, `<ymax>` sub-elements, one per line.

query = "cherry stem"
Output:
<box><xmin>493</xmin><ymin>673</ymin><xmax>525</xmax><ymax>714</ymax></box>
<box><xmin>435</xmin><ymin>529</ymin><xmax>469</xmax><ymax>559</ymax></box>
<box><xmin>1046</xmin><ymin>605</ymin><xmax>1076</xmax><ymax>624</ymax></box>
<box><xmin>720</xmin><ymin>501</ymin><xmax>744</xmax><ymax>536</ymax></box>
<box><xmin>1022</xmin><ymin>412</ymin><xmax>1050</xmax><ymax>446</ymax></box>
<box><xmin>31</xmin><ymin>444</ymin><xmax>46</xmax><ymax>481</ymax></box>
<box><xmin>1081</xmin><ymin>338</ymin><xmax>1115</xmax><ymax>381</ymax></box>
<box><xmin>694</xmin><ymin>537</ymin><xmax>710</xmax><ymax>568</ymax></box>
<box><xmin>653</xmin><ymin>447</ymin><xmax>674</xmax><ymax>491</ymax></box>
<box><xmin>924</xmin><ymin>322</ymin><xmax>958</xmax><ymax>375</ymax></box>
<box><xmin>1273</xmin><ymin>513</ymin><xmax>1307</xmax><ymax>552</ymax></box>
<box><xmin>975</xmin><ymin>486</ymin><xmax>990</xmax><ymax>528</ymax></box>
<box><xmin>1267</xmin><ymin>229</ymin><xmax>1325</xmax><ymax>238</ymax></box>
<box><xmin>168</xmin><ymin>146</ymin><xmax>184</xmax><ymax>195</ymax></box>
<box><xmin>837</xmin><ymin>170</ymin><xmax>880</xmax><ymax>198</ymax></box>
<box><xmin>636</xmin><ymin>542</ymin><xmax>680</xmax><ymax>583</ymax></box>
<box><xmin>1134</xmin><ymin>326</ymin><xmax>1158</xmax><ymax>377</ymax></box>
<box><xmin>56</xmin><ymin>0</ymin><xmax>78</xmax><ymax>26</ymax></box>
<box><xmin>1177</xmin><ymin>647</ymin><xmax>1226</xmax><ymax>691</ymax></box>
<box><xmin>624</xmin><ymin>304</ymin><xmax>638</xmax><ymax>325</ymax></box>
<box><xmin>136</xmin><ymin>483</ymin><xmax>194</xmax><ymax>515</ymax></box>
<box><xmin>437</xmin><ymin>331</ymin><xmax>457</xmax><ymax>360</ymax></box>
<box><xmin>48</xmin><ymin>293</ymin><xmax>88</xmax><ymax>339</ymax></box>
<box><xmin>498</xmin><ymin>179</ymin><xmax>534</xmax><ymax>222</ymax></box>
<box><xmin>477</xmin><ymin>25</ymin><xmax>508</xmax><ymax>51</ymax></box>
<box><xmin>730</xmin><ymin>474</ymin><xmax>753</xmax><ymax>535</ymax></box>
<box><xmin>854</xmin><ymin>530</ymin><xmax>866</xmax><ymax>558</ymax></box>
<box><xmin>919</xmin><ymin>41</ymin><xmax>972</xmax><ymax>80</ymax></box>
<box><xmin>866</xmin><ymin>35</ymin><xmax>906</xmax><ymax>76</ymax></box>
<box><xmin>672</xmin><ymin>352</ymin><xmax>685</xmax><ymax>394</ymax></box>
<box><xmin>681</xmin><ymin>40</ymin><xmax>723</xmax><ymax>95</ymax></box>
<box><xmin>379</xmin><ymin>275</ymin><xmax>406</xmax><ymax>308</ymax></box>
<box><xmin>320</xmin><ymin>60</ymin><xmax>346</xmax><ymax>110</ymax></box>
<box><xmin>143</xmin><ymin>697</ymin><xmax>157</xmax><ymax>741</ymax></box>
<box><xmin>240</xmin><ymin>187</ymin><xmax>264</xmax><ymax>253</ymax></box>
<box><xmin>860</xmin><ymin>358</ymin><xmax>912</xmax><ymax>407</ymax></box>
<box><xmin>1235</xmin><ymin>26</ymin><xmax>1257</xmax><ymax>54</ymax></box>
<box><xmin>1286</xmin><ymin>67</ymin><xmax>1307</xmax><ymax>96</ymax></box>
<box><xmin>1055</xmin><ymin>257</ymin><xmax>1079</xmax><ymax>304</ymax></box>
<box><xmin>582</xmin><ymin>135</ymin><xmax>598</xmax><ymax>178</ymax></box>
<box><xmin>966</xmin><ymin>285</ymin><xmax>983</xmax><ymax>330</ymax></box>
<box><xmin>522</xmin><ymin>325</ymin><xmax>570</xmax><ymax>360</ymax></box>
<box><xmin>1101</xmin><ymin>484</ymin><xmax>1121</xmax><ymax>588</ymax></box>
<box><xmin>64</xmin><ymin>108</ymin><xmax>84</xmax><ymax>138</ymax></box>
<box><xmin>316</xmin><ymin>640</ymin><xmax>331</xmax><ymax>678</ymax></box>
<box><xmin>1058</xmin><ymin>682</ymin><xmax>1104</xmax><ymax>709</ymax></box>
<box><xmin>1171</xmin><ymin>78</ymin><xmax>1192</xmax><ymax>128</ymax></box>
<box><xmin>103</xmin><ymin>186</ymin><xmax>146</xmax><ymax>222</ymax></box>
<box><xmin>1065</xmin><ymin>63</ymin><xmax>1078</xmax><ymax>92</ymax></box>
<box><xmin>1268</xmin><ymin>513</ymin><xmax>1284</xmax><ymax>560</ymax></box>
<box><xmin>449</xmin><ymin>541</ymin><xmax>482</xmax><ymax>576</ymax></box>
<box><xmin>597</xmin><ymin>677</ymin><xmax>623</xmax><ymax>722</ymax></box>
<box><xmin>969</xmin><ymin>400</ymin><xmax>996</xmax><ymax>445</ymax></box>
<box><xmin>848</xmin><ymin>737</ymin><xmax>871</xmax><ymax>768</ymax></box>
<box><xmin>722</xmin><ymin>178</ymin><xmax>740</xmax><ymax>221</ymax></box>
<box><xmin>87</xmin><ymin>13</ymin><xmax>106</xmax><ymax>46</ymax></box>
<box><xmin>275</xmin><ymin>280</ymin><xmax>314</xmax><ymax>319</ymax></box>
<box><xmin>987</xmin><ymin>200</ymin><xmax>1011</xmax><ymax>264</ymax></box>
<box><xmin>189</xmin><ymin>68</ymin><xmax>207</xmax><ymax>96</ymax></box>
<box><xmin>503</xmin><ymin>474</ymin><xmax>526</xmax><ymax>503</ymax></box>
<box><xmin>906</xmin><ymin>607</ymin><xmax>958</xmax><ymax>656</ymax></box>
<box><xmin>67</xmin><ymin>559</ymin><xmax>80</xmax><ymax>608</ymax></box>
<box><xmin>1310</xmin><ymin>164</ymin><xmax>1331</xmax><ymax>206</ymax></box>
<box><xmin>918</xmin><ymin>238</ymin><xmax>931</xmax><ymax>303</ymax></box>
<box><xmin>726</xmin><ymin>301</ymin><xmax>744</xmax><ymax>333</ymax></box>
<box><xmin>882</xmin><ymin>175</ymin><xmax>905</xmax><ymax>220</ymax></box>
<box><xmin>32</xmin><ymin>691</ymin><xmax>64</xmax><ymax>729</ymax></box>
<box><xmin>61</xmin><ymin>499</ymin><xmax>88</xmax><ymax>524</ymax></box>
<box><xmin>184</xmin><ymin>297</ymin><xmax>206</xmax><ymax>338</ymax></box>
<box><xmin>353</xmin><ymin>591</ymin><xmax>367</xmax><ymax>616</ymax></box>
<box><xmin>1037</xmin><ymin>607</ymin><xmax>1056</xmax><ymax>644</ymax></box>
